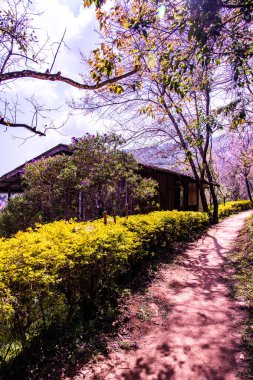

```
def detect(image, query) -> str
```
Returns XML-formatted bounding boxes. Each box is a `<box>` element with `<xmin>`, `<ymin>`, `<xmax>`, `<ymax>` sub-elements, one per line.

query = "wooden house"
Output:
<box><xmin>0</xmin><ymin>143</ymin><xmax>210</xmax><ymax>212</ymax></box>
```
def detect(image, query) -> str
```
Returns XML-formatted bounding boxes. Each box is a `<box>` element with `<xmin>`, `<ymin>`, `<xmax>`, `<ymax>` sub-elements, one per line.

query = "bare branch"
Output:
<box><xmin>0</xmin><ymin>117</ymin><xmax>46</xmax><ymax>136</ymax></box>
<box><xmin>0</xmin><ymin>68</ymin><xmax>138</xmax><ymax>89</ymax></box>
<box><xmin>49</xmin><ymin>28</ymin><xmax>67</xmax><ymax>73</ymax></box>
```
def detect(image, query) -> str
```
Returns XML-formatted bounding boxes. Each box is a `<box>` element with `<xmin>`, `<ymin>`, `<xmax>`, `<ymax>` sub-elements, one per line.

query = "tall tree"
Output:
<box><xmin>85</xmin><ymin>0</ymin><xmax>253</xmax><ymax>85</ymax></box>
<box><xmin>0</xmin><ymin>133</ymin><xmax>158</xmax><ymax>236</ymax></box>
<box><xmin>215</xmin><ymin>128</ymin><xmax>253</xmax><ymax>202</ymax></box>
<box><xmin>78</xmin><ymin>0</ymin><xmax>224</xmax><ymax>222</ymax></box>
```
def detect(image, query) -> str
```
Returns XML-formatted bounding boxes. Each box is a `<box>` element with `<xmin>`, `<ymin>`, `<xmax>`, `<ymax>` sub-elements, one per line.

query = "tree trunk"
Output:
<box><xmin>198</xmin><ymin>182</ymin><xmax>209</xmax><ymax>212</ymax></box>
<box><xmin>209</xmin><ymin>183</ymin><xmax>219</xmax><ymax>224</ymax></box>
<box><xmin>245</xmin><ymin>176</ymin><xmax>253</xmax><ymax>204</ymax></box>
<box><xmin>162</xmin><ymin>96</ymin><xmax>210</xmax><ymax>215</ymax></box>
<box><xmin>204</xmin><ymin>165</ymin><xmax>219</xmax><ymax>224</ymax></box>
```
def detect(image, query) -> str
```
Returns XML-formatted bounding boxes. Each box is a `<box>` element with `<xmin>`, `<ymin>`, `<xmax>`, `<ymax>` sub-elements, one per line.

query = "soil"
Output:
<box><xmin>68</xmin><ymin>210</ymin><xmax>253</xmax><ymax>380</ymax></box>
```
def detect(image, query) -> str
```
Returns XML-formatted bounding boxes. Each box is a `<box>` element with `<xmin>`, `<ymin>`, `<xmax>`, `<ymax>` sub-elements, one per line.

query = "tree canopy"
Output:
<box><xmin>0</xmin><ymin>133</ymin><xmax>158</xmax><ymax>236</ymax></box>
<box><xmin>79</xmin><ymin>0</ymin><xmax>253</xmax><ymax>222</ymax></box>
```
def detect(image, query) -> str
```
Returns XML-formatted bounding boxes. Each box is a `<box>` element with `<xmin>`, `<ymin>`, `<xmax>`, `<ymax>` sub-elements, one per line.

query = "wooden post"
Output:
<box><xmin>78</xmin><ymin>191</ymin><xmax>83</xmax><ymax>220</ymax></box>
<box><xmin>223</xmin><ymin>196</ymin><xmax>226</xmax><ymax>206</ymax></box>
<box><xmin>113</xmin><ymin>209</ymin><xmax>117</xmax><ymax>224</ymax></box>
<box><xmin>125</xmin><ymin>177</ymin><xmax>128</xmax><ymax>218</ymax></box>
<box><xmin>103</xmin><ymin>211</ymin><xmax>108</xmax><ymax>225</ymax></box>
<box><xmin>125</xmin><ymin>204</ymin><xmax>128</xmax><ymax>219</ymax></box>
<box><xmin>7</xmin><ymin>188</ymin><xmax>11</xmax><ymax>201</ymax></box>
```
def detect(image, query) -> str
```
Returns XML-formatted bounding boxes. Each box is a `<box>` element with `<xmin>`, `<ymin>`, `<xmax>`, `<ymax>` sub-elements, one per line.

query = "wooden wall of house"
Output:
<box><xmin>159</xmin><ymin>172</ymin><xmax>175</xmax><ymax>210</ymax></box>
<box><xmin>140</xmin><ymin>167</ymin><xmax>200</xmax><ymax>212</ymax></box>
<box><xmin>140</xmin><ymin>168</ymin><xmax>175</xmax><ymax>210</ymax></box>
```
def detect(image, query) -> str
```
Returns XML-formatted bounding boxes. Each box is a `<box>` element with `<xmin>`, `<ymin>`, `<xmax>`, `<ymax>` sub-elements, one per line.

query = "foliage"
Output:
<box><xmin>0</xmin><ymin>210</ymin><xmax>208</xmax><ymax>363</ymax></box>
<box><xmin>230</xmin><ymin>214</ymin><xmax>253</xmax><ymax>375</ymax></box>
<box><xmin>214</xmin><ymin>129</ymin><xmax>253</xmax><ymax>202</ymax></box>
<box><xmin>70</xmin><ymin>133</ymin><xmax>158</xmax><ymax>218</ymax></box>
<box><xmin>85</xmin><ymin>0</ymin><xmax>253</xmax><ymax>89</ymax></box>
<box><xmin>183</xmin><ymin>0</ymin><xmax>253</xmax><ymax>95</ymax></box>
<box><xmin>218</xmin><ymin>200</ymin><xmax>252</xmax><ymax>220</ymax></box>
<box><xmin>23</xmin><ymin>155</ymin><xmax>79</xmax><ymax>221</ymax></box>
<box><xmin>0</xmin><ymin>133</ymin><xmax>158</xmax><ymax>237</ymax></box>
<box><xmin>0</xmin><ymin>196</ymin><xmax>42</xmax><ymax>238</ymax></box>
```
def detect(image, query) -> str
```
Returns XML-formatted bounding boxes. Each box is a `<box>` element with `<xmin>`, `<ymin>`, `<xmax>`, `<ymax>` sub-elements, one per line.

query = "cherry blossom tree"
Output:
<box><xmin>215</xmin><ymin>128</ymin><xmax>253</xmax><ymax>202</ymax></box>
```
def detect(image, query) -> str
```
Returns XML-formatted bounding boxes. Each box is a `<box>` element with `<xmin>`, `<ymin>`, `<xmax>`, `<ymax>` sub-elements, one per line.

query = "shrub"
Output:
<box><xmin>121</xmin><ymin>210</ymin><xmax>209</xmax><ymax>252</ymax></box>
<box><xmin>0</xmin><ymin>210</ymin><xmax>208</xmax><ymax>362</ymax></box>
<box><xmin>0</xmin><ymin>202</ymin><xmax>250</xmax><ymax>363</ymax></box>
<box><xmin>218</xmin><ymin>200</ymin><xmax>252</xmax><ymax>220</ymax></box>
<box><xmin>232</xmin><ymin>214</ymin><xmax>253</xmax><ymax>305</ymax></box>
<box><xmin>0</xmin><ymin>196</ymin><xmax>43</xmax><ymax>238</ymax></box>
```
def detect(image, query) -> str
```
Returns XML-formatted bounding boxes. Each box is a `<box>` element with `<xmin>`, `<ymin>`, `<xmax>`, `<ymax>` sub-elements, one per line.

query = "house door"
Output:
<box><xmin>175</xmin><ymin>181</ymin><xmax>184</xmax><ymax>210</ymax></box>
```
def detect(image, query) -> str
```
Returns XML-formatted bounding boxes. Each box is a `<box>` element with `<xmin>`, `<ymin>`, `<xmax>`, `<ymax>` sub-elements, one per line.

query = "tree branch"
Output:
<box><xmin>0</xmin><ymin>68</ymin><xmax>138</xmax><ymax>89</ymax></box>
<box><xmin>0</xmin><ymin>117</ymin><xmax>46</xmax><ymax>136</ymax></box>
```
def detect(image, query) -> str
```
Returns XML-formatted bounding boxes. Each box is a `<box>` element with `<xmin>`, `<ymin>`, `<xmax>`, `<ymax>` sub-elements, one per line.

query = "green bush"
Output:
<box><xmin>218</xmin><ymin>200</ymin><xmax>252</xmax><ymax>220</ymax></box>
<box><xmin>0</xmin><ymin>196</ymin><xmax>43</xmax><ymax>237</ymax></box>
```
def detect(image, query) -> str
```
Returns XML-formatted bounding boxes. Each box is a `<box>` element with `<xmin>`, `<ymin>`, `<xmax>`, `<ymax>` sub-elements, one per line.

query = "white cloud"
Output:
<box><xmin>0</xmin><ymin>0</ymin><xmax>102</xmax><ymax>175</ymax></box>
<box><xmin>34</xmin><ymin>0</ymin><xmax>94</xmax><ymax>41</ymax></box>
<box><xmin>4</xmin><ymin>79</ymin><xmax>60</xmax><ymax>103</ymax></box>
<box><xmin>32</xmin><ymin>0</ymin><xmax>99</xmax><ymax>77</ymax></box>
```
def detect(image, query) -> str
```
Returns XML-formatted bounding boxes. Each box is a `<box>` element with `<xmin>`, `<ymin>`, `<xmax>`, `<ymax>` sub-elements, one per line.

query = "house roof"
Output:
<box><xmin>0</xmin><ymin>143</ymin><xmax>216</xmax><ymax>193</ymax></box>
<box><xmin>139</xmin><ymin>163</ymin><xmax>212</xmax><ymax>184</ymax></box>
<box><xmin>0</xmin><ymin>144</ymin><xmax>71</xmax><ymax>193</ymax></box>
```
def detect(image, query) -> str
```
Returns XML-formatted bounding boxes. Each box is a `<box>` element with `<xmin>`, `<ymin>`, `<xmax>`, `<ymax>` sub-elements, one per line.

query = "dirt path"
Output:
<box><xmin>75</xmin><ymin>210</ymin><xmax>253</xmax><ymax>380</ymax></box>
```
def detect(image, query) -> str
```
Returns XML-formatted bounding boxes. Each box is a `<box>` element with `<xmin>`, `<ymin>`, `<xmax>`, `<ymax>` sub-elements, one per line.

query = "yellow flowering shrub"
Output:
<box><xmin>0</xmin><ymin>210</ymin><xmax>208</xmax><ymax>360</ymax></box>
<box><xmin>0</xmin><ymin>220</ymin><xmax>140</xmax><ymax>355</ymax></box>
<box><xmin>218</xmin><ymin>200</ymin><xmax>252</xmax><ymax>219</ymax></box>
<box><xmin>121</xmin><ymin>211</ymin><xmax>209</xmax><ymax>250</ymax></box>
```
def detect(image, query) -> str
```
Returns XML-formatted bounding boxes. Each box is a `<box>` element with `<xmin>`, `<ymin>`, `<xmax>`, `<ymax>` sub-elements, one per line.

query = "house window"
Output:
<box><xmin>179</xmin><ymin>185</ymin><xmax>184</xmax><ymax>209</ymax></box>
<box><xmin>175</xmin><ymin>180</ymin><xmax>185</xmax><ymax>210</ymax></box>
<box><xmin>188</xmin><ymin>183</ymin><xmax>197</xmax><ymax>207</ymax></box>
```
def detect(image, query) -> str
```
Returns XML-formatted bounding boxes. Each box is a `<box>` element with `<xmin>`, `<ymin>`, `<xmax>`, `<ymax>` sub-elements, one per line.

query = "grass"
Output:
<box><xmin>229</xmin><ymin>215</ymin><xmax>253</xmax><ymax>378</ymax></box>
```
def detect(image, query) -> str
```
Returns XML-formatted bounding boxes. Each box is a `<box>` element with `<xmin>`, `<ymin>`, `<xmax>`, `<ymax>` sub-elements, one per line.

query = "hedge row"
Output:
<box><xmin>0</xmin><ymin>210</ymin><xmax>208</xmax><ymax>361</ymax></box>
<box><xmin>0</xmin><ymin>201</ymin><xmax>251</xmax><ymax>362</ymax></box>
<box><xmin>218</xmin><ymin>200</ymin><xmax>252</xmax><ymax>219</ymax></box>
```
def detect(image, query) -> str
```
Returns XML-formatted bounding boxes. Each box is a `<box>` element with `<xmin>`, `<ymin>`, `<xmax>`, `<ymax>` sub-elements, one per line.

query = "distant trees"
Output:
<box><xmin>0</xmin><ymin>133</ymin><xmax>158</xmax><ymax>236</ymax></box>
<box><xmin>215</xmin><ymin>128</ymin><xmax>253</xmax><ymax>202</ymax></box>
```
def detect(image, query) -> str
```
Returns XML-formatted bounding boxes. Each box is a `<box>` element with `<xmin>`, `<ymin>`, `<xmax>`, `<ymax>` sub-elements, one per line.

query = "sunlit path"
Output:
<box><xmin>77</xmin><ymin>210</ymin><xmax>253</xmax><ymax>380</ymax></box>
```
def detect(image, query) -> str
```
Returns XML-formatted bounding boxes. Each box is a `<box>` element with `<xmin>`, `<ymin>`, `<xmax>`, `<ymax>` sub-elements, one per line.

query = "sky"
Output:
<box><xmin>0</xmin><ymin>0</ymin><xmax>231</xmax><ymax>178</ymax></box>
<box><xmin>0</xmin><ymin>0</ymin><xmax>108</xmax><ymax>176</ymax></box>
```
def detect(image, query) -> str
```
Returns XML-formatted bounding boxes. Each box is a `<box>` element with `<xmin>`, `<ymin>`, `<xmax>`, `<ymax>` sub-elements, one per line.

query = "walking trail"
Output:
<box><xmin>76</xmin><ymin>210</ymin><xmax>253</xmax><ymax>380</ymax></box>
